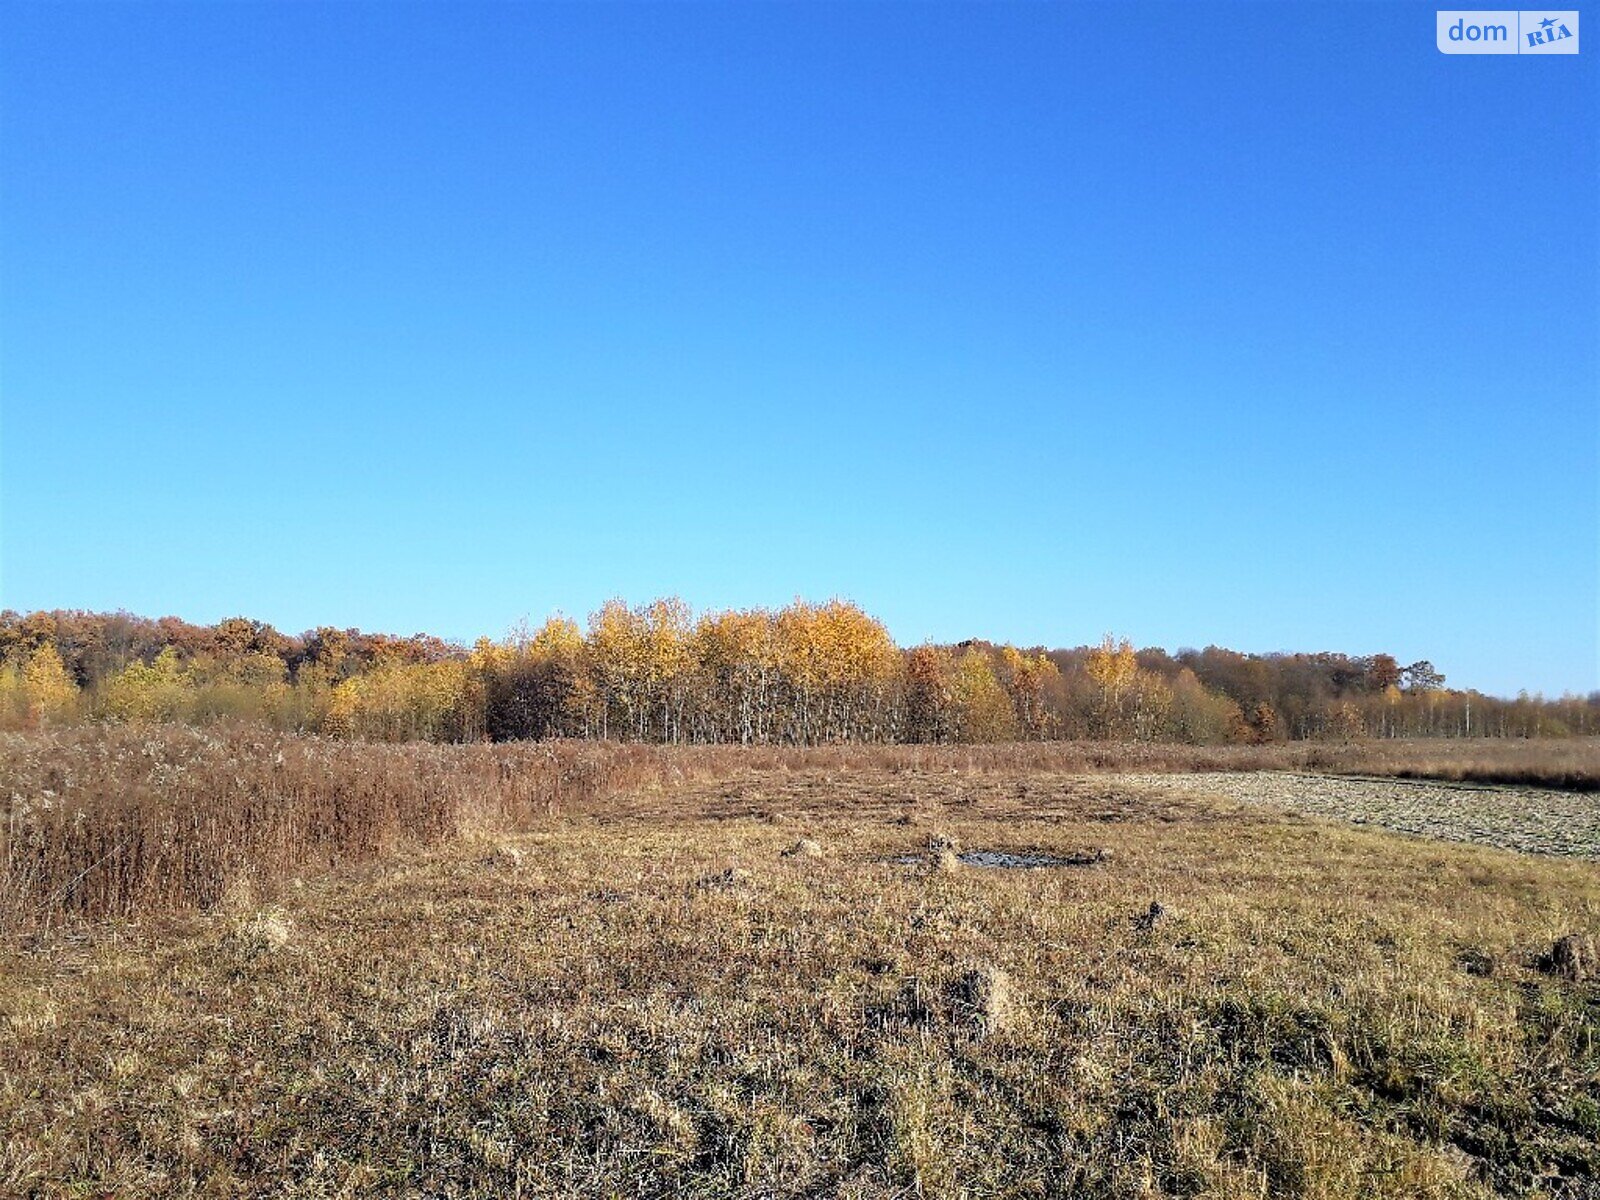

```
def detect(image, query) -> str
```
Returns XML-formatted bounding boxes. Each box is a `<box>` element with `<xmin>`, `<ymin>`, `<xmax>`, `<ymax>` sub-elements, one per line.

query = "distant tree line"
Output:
<box><xmin>0</xmin><ymin>605</ymin><xmax>1592</xmax><ymax>744</ymax></box>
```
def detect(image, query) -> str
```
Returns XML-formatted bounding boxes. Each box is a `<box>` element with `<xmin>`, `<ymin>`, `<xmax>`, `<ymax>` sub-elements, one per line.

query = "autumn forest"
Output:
<box><xmin>1</xmin><ymin>604</ymin><xmax>1589</xmax><ymax>745</ymax></box>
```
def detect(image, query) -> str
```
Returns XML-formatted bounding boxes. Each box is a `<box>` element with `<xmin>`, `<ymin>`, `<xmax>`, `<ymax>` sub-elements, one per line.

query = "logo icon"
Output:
<box><xmin>1525</xmin><ymin>13</ymin><xmax>1577</xmax><ymax>46</ymax></box>
<box><xmin>1437</xmin><ymin>10</ymin><xmax>1580</xmax><ymax>53</ymax></box>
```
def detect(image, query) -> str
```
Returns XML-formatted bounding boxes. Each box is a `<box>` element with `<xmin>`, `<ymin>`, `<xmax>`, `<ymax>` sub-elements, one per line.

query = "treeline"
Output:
<box><xmin>0</xmin><ymin>604</ymin><xmax>1593</xmax><ymax>744</ymax></box>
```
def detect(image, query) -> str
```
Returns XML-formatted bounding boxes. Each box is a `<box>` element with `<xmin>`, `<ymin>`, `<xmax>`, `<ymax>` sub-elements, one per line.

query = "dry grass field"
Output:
<box><xmin>5</xmin><ymin>727</ymin><xmax>1596</xmax><ymax>936</ymax></box>
<box><xmin>3</xmin><ymin>752</ymin><xmax>1599</xmax><ymax>1198</ymax></box>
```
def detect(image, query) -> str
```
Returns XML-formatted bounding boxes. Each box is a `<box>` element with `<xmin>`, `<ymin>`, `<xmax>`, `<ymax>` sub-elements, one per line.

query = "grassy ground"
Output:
<box><xmin>3</xmin><ymin>767</ymin><xmax>1598</xmax><ymax>1198</ymax></box>
<box><xmin>6</xmin><ymin>727</ymin><xmax>1596</xmax><ymax>936</ymax></box>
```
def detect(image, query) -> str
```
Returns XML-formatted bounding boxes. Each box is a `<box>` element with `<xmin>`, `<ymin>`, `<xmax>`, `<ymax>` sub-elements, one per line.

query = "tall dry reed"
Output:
<box><xmin>0</xmin><ymin>725</ymin><xmax>667</xmax><ymax>933</ymax></box>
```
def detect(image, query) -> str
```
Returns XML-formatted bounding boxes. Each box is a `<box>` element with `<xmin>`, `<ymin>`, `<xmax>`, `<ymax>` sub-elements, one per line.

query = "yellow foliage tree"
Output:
<box><xmin>998</xmin><ymin>646</ymin><xmax>1060</xmax><ymax>739</ymax></box>
<box><xmin>641</xmin><ymin>598</ymin><xmax>694</xmax><ymax>741</ymax></box>
<box><xmin>321</xmin><ymin>676</ymin><xmax>363</xmax><ymax>739</ymax></box>
<box><xmin>1085</xmin><ymin>634</ymin><xmax>1137</xmax><ymax>706</ymax></box>
<box><xmin>21</xmin><ymin>645</ymin><xmax>79</xmax><ymax>726</ymax></box>
<box><xmin>101</xmin><ymin>648</ymin><xmax>187</xmax><ymax>722</ymax></box>
<box><xmin>1085</xmin><ymin>634</ymin><xmax>1140</xmax><ymax>737</ymax></box>
<box><xmin>952</xmin><ymin>649</ymin><xmax>1018</xmax><ymax>742</ymax></box>
<box><xmin>1128</xmin><ymin>668</ymin><xmax>1172</xmax><ymax>741</ymax></box>
<box><xmin>587</xmin><ymin>599</ymin><xmax>650</xmax><ymax>739</ymax></box>
<box><xmin>693</xmin><ymin>609</ymin><xmax>782</xmax><ymax>743</ymax></box>
<box><xmin>903</xmin><ymin>644</ymin><xmax>955</xmax><ymax>743</ymax></box>
<box><xmin>774</xmin><ymin>600</ymin><xmax>900</xmax><ymax>742</ymax></box>
<box><xmin>347</xmin><ymin>661</ymin><xmax>468</xmax><ymax>742</ymax></box>
<box><xmin>1168</xmin><ymin>668</ymin><xmax>1241</xmax><ymax>744</ymax></box>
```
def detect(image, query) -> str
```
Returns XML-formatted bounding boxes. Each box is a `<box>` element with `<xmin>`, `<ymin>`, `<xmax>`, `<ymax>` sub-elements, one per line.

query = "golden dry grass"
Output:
<box><xmin>6</xmin><ymin>727</ymin><xmax>1596</xmax><ymax>937</ymax></box>
<box><xmin>2</xmin><ymin>765</ymin><xmax>1598</xmax><ymax>1198</ymax></box>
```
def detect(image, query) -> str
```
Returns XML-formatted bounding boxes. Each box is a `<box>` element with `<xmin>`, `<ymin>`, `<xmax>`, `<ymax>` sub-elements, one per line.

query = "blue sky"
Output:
<box><xmin>1</xmin><ymin>2</ymin><xmax>1594</xmax><ymax>697</ymax></box>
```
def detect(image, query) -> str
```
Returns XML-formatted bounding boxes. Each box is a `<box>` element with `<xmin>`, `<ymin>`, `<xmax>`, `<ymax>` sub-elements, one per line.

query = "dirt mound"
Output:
<box><xmin>1541</xmin><ymin>933</ymin><xmax>1597</xmax><ymax>981</ymax></box>
<box><xmin>953</xmin><ymin>966</ymin><xmax>1020</xmax><ymax>1036</ymax></box>
<box><xmin>228</xmin><ymin>908</ymin><xmax>293</xmax><ymax>956</ymax></box>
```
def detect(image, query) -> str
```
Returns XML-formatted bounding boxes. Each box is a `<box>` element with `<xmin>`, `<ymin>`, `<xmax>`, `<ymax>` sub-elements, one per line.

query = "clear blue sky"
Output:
<box><xmin>2</xmin><ymin>2</ymin><xmax>1594</xmax><ymax>698</ymax></box>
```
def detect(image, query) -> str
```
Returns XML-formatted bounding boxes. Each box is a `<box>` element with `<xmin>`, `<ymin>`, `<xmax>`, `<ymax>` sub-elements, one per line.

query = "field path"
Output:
<box><xmin>1121</xmin><ymin>771</ymin><xmax>1600</xmax><ymax>859</ymax></box>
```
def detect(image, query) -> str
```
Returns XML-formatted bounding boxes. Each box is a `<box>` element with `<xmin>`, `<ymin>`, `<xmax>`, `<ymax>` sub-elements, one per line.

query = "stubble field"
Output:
<box><xmin>3</xmin><ymin>760</ymin><xmax>1599</xmax><ymax>1199</ymax></box>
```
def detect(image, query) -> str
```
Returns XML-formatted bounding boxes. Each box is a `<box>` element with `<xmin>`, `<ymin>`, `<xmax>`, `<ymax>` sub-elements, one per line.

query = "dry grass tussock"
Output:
<box><xmin>1</xmin><ymin>766</ymin><xmax>1597</xmax><ymax>1197</ymax></box>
